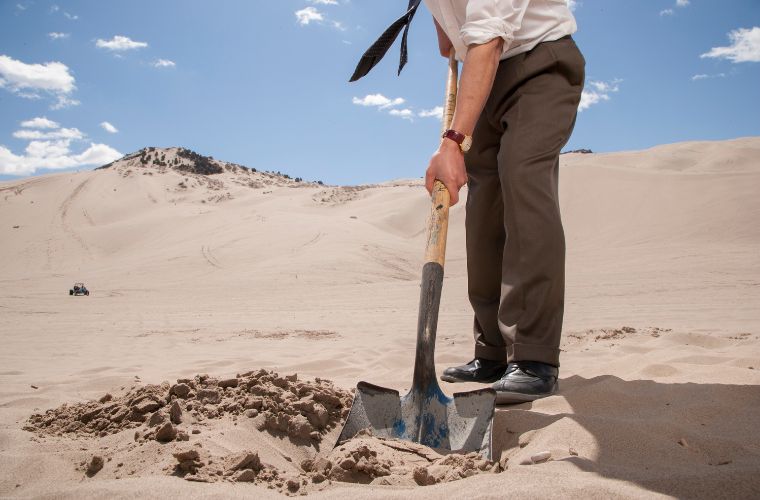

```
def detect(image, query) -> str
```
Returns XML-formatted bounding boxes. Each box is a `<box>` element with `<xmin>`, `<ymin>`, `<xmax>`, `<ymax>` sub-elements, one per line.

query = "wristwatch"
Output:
<box><xmin>442</xmin><ymin>129</ymin><xmax>473</xmax><ymax>153</ymax></box>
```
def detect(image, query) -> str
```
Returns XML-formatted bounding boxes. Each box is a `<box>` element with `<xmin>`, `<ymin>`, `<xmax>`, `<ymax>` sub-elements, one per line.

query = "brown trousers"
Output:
<box><xmin>465</xmin><ymin>36</ymin><xmax>585</xmax><ymax>367</ymax></box>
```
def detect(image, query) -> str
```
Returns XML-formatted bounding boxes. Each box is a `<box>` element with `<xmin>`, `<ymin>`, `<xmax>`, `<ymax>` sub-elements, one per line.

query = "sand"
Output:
<box><xmin>1</xmin><ymin>137</ymin><xmax>759</xmax><ymax>498</ymax></box>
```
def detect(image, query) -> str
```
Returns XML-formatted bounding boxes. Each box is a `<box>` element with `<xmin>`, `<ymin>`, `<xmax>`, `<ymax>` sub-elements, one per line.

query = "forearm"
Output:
<box><xmin>449</xmin><ymin>38</ymin><xmax>504</xmax><ymax>136</ymax></box>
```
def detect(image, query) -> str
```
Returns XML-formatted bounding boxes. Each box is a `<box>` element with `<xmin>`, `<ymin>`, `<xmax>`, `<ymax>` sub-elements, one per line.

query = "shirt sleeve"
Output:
<box><xmin>460</xmin><ymin>0</ymin><xmax>531</xmax><ymax>50</ymax></box>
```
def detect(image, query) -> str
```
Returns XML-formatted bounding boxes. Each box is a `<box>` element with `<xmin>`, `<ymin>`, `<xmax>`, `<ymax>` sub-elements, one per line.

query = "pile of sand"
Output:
<box><xmin>162</xmin><ymin>434</ymin><xmax>502</xmax><ymax>494</ymax></box>
<box><xmin>26</xmin><ymin>370</ymin><xmax>352</xmax><ymax>443</ymax></box>
<box><xmin>24</xmin><ymin>370</ymin><xmax>503</xmax><ymax>495</ymax></box>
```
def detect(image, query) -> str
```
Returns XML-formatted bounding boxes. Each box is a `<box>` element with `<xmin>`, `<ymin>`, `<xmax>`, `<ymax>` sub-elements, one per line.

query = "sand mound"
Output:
<box><xmin>24</xmin><ymin>370</ymin><xmax>503</xmax><ymax>495</ymax></box>
<box><xmin>25</xmin><ymin>369</ymin><xmax>352</xmax><ymax>443</ymax></box>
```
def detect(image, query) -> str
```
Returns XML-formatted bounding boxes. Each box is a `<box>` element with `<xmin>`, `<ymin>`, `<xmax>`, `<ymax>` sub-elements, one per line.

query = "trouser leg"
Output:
<box><xmin>465</xmin><ymin>114</ymin><xmax>508</xmax><ymax>362</ymax></box>
<box><xmin>466</xmin><ymin>37</ymin><xmax>585</xmax><ymax>367</ymax></box>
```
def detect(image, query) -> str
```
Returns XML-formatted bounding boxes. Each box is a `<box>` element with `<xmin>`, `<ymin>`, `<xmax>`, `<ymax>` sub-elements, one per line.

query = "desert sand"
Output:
<box><xmin>1</xmin><ymin>138</ymin><xmax>759</xmax><ymax>498</ymax></box>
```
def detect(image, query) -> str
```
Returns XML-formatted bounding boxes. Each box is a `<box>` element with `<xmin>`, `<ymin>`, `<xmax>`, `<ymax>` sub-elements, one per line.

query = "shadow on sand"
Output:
<box><xmin>492</xmin><ymin>375</ymin><xmax>760</xmax><ymax>498</ymax></box>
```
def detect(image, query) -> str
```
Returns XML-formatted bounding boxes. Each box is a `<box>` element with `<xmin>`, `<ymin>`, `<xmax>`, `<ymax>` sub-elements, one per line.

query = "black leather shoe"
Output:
<box><xmin>440</xmin><ymin>358</ymin><xmax>508</xmax><ymax>383</ymax></box>
<box><xmin>492</xmin><ymin>361</ymin><xmax>559</xmax><ymax>404</ymax></box>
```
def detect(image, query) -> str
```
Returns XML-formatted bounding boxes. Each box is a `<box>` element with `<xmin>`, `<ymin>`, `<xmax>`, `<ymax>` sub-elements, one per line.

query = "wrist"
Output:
<box><xmin>439</xmin><ymin>137</ymin><xmax>463</xmax><ymax>153</ymax></box>
<box><xmin>441</xmin><ymin>128</ymin><xmax>473</xmax><ymax>153</ymax></box>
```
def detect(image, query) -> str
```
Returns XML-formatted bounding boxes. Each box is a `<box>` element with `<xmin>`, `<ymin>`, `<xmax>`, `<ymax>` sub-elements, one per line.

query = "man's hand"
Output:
<box><xmin>425</xmin><ymin>139</ymin><xmax>468</xmax><ymax>205</ymax></box>
<box><xmin>424</xmin><ymin>35</ymin><xmax>503</xmax><ymax>206</ymax></box>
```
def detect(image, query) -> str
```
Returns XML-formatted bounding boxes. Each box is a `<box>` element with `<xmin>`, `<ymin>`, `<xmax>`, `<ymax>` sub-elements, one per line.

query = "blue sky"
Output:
<box><xmin>1</xmin><ymin>0</ymin><xmax>758</xmax><ymax>184</ymax></box>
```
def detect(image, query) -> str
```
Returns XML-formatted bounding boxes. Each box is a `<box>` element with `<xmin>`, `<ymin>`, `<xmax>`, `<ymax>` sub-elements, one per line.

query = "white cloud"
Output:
<box><xmin>0</xmin><ymin>119</ymin><xmax>121</xmax><ymax>176</ymax></box>
<box><xmin>16</xmin><ymin>3</ymin><xmax>27</xmax><ymax>11</ymax></box>
<box><xmin>50</xmin><ymin>5</ymin><xmax>59</xmax><ymax>13</ymax></box>
<box><xmin>73</xmin><ymin>143</ymin><xmax>121</xmax><ymax>165</ymax></box>
<box><xmin>100</xmin><ymin>121</ymin><xmax>118</xmax><ymax>134</ymax></box>
<box><xmin>95</xmin><ymin>35</ymin><xmax>148</xmax><ymax>51</ymax></box>
<box><xmin>52</xmin><ymin>95</ymin><xmax>80</xmax><ymax>110</ymax></box>
<box><xmin>295</xmin><ymin>7</ymin><xmax>324</xmax><ymax>25</ymax></box>
<box><xmin>660</xmin><ymin>9</ymin><xmax>674</xmax><ymax>16</ymax></box>
<box><xmin>310</xmin><ymin>0</ymin><xmax>339</xmax><ymax>4</ymax></box>
<box><xmin>48</xmin><ymin>32</ymin><xmax>70</xmax><ymax>40</ymax></box>
<box><xmin>0</xmin><ymin>141</ymin><xmax>122</xmax><ymax>175</ymax></box>
<box><xmin>152</xmin><ymin>58</ymin><xmax>176</xmax><ymax>68</ymax></box>
<box><xmin>676</xmin><ymin>0</ymin><xmax>689</xmax><ymax>6</ymax></box>
<box><xmin>691</xmin><ymin>73</ymin><xmax>726</xmax><ymax>81</ymax></box>
<box><xmin>418</xmin><ymin>106</ymin><xmax>444</xmax><ymax>119</ymax></box>
<box><xmin>332</xmin><ymin>21</ymin><xmax>347</xmax><ymax>31</ymax></box>
<box><xmin>700</xmin><ymin>27</ymin><xmax>760</xmax><ymax>63</ymax></box>
<box><xmin>64</xmin><ymin>12</ymin><xmax>78</xmax><ymax>20</ymax></box>
<box><xmin>0</xmin><ymin>54</ymin><xmax>78</xmax><ymax>109</ymax></box>
<box><xmin>388</xmin><ymin>108</ymin><xmax>414</xmax><ymax>121</ymax></box>
<box><xmin>13</xmin><ymin>127</ymin><xmax>84</xmax><ymax>140</ymax></box>
<box><xmin>21</xmin><ymin>116</ymin><xmax>60</xmax><ymax>129</ymax></box>
<box><xmin>352</xmin><ymin>94</ymin><xmax>405</xmax><ymax>109</ymax></box>
<box><xmin>579</xmin><ymin>78</ymin><xmax>621</xmax><ymax>111</ymax></box>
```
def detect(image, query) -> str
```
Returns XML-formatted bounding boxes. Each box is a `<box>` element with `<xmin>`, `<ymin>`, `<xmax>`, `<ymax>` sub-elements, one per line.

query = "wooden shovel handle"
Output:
<box><xmin>423</xmin><ymin>53</ymin><xmax>458</xmax><ymax>267</ymax></box>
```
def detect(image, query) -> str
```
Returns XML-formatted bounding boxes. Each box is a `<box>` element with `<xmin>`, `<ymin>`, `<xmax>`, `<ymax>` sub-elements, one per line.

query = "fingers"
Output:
<box><xmin>425</xmin><ymin>168</ymin><xmax>434</xmax><ymax>194</ymax></box>
<box><xmin>444</xmin><ymin>179</ymin><xmax>459</xmax><ymax>206</ymax></box>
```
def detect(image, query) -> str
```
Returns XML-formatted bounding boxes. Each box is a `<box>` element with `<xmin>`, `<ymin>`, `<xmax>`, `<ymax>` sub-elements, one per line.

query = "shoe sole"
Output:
<box><xmin>440</xmin><ymin>374</ymin><xmax>503</xmax><ymax>384</ymax></box>
<box><xmin>494</xmin><ymin>384</ymin><xmax>559</xmax><ymax>405</ymax></box>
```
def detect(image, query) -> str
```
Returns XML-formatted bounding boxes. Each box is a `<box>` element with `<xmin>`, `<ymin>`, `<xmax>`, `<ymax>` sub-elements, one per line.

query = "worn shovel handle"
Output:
<box><xmin>424</xmin><ymin>53</ymin><xmax>458</xmax><ymax>267</ymax></box>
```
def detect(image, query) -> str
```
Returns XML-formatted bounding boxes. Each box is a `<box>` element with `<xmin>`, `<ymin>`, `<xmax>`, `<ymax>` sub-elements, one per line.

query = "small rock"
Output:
<box><xmin>176</xmin><ymin>431</ymin><xmax>189</xmax><ymax>441</ymax></box>
<box><xmin>219</xmin><ymin>378</ymin><xmax>239</xmax><ymax>388</ymax></box>
<box><xmin>231</xmin><ymin>451</ymin><xmax>261</xmax><ymax>471</ymax></box>
<box><xmin>678</xmin><ymin>438</ymin><xmax>688</xmax><ymax>448</ymax></box>
<box><xmin>339</xmin><ymin>457</ymin><xmax>356</xmax><ymax>470</ymax></box>
<box><xmin>312</xmin><ymin>472</ymin><xmax>326</xmax><ymax>483</ymax></box>
<box><xmin>86</xmin><ymin>455</ymin><xmax>104</xmax><ymax>476</ymax></box>
<box><xmin>569</xmin><ymin>448</ymin><xmax>579</xmax><ymax>456</ymax></box>
<box><xmin>243</xmin><ymin>409</ymin><xmax>258</xmax><ymax>418</ymax></box>
<box><xmin>413</xmin><ymin>465</ymin><xmax>447</xmax><ymax>486</ymax></box>
<box><xmin>185</xmin><ymin>474</ymin><xmax>211</xmax><ymax>482</ymax></box>
<box><xmin>155</xmin><ymin>422</ymin><xmax>177</xmax><ymax>442</ymax></box>
<box><xmin>134</xmin><ymin>400</ymin><xmax>160</xmax><ymax>414</ymax></box>
<box><xmin>169</xmin><ymin>400</ymin><xmax>182</xmax><ymax>424</ymax></box>
<box><xmin>235</xmin><ymin>469</ymin><xmax>257</xmax><ymax>482</ymax></box>
<box><xmin>170</xmin><ymin>383</ymin><xmax>191</xmax><ymax>399</ymax></box>
<box><xmin>531</xmin><ymin>451</ymin><xmax>552</xmax><ymax>464</ymax></box>
<box><xmin>173</xmin><ymin>449</ymin><xmax>200</xmax><ymax>462</ymax></box>
<box><xmin>286</xmin><ymin>478</ymin><xmax>300</xmax><ymax>492</ymax></box>
<box><xmin>148</xmin><ymin>411</ymin><xmax>166</xmax><ymax>427</ymax></box>
<box><xmin>191</xmin><ymin>429</ymin><xmax>201</xmax><ymax>434</ymax></box>
<box><xmin>99</xmin><ymin>394</ymin><xmax>112</xmax><ymax>403</ymax></box>
<box><xmin>311</xmin><ymin>457</ymin><xmax>332</xmax><ymax>475</ymax></box>
<box><xmin>30</xmin><ymin>385</ymin><xmax>38</xmax><ymax>390</ymax></box>
<box><xmin>197</xmin><ymin>388</ymin><xmax>221</xmax><ymax>404</ymax></box>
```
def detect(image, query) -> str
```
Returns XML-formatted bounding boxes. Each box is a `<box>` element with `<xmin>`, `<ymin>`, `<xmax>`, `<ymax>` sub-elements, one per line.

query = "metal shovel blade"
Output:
<box><xmin>337</xmin><ymin>380</ymin><xmax>495</xmax><ymax>459</ymax></box>
<box><xmin>337</xmin><ymin>263</ymin><xmax>496</xmax><ymax>459</ymax></box>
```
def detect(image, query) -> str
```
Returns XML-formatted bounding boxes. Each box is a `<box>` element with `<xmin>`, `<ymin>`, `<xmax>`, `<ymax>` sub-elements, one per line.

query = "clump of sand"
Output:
<box><xmin>166</xmin><ymin>434</ymin><xmax>503</xmax><ymax>493</ymax></box>
<box><xmin>323</xmin><ymin>436</ymin><xmax>503</xmax><ymax>486</ymax></box>
<box><xmin>25</xmin><ymin>369</ymin><xmax>352</xmax><ymax>443</ymax></box>
<box><xmin>24</xmin><ymin>370</ymin><xmax>503</xmax><ymax>494</ymax></box>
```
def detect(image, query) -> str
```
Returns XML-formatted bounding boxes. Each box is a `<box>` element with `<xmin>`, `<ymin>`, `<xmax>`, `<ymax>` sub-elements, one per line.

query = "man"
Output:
<box><xmin>422</xmin><ymin>1</ymin><xmax>585</xmax><ymax>403</ymax></box>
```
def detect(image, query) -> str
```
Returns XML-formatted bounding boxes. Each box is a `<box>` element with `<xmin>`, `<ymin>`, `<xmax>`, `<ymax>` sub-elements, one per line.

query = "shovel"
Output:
<box><xmin>337</xmin><ymin>54</ymin><xmax>496</xmax><ymax>459</ymax></box>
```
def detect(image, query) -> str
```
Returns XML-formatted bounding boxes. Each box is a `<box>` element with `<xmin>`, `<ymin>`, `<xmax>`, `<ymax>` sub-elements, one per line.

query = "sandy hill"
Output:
<box><xmin>0</xmin><ymin>137</ymin><xmax>759</xmax><ymax>498</ymax></box>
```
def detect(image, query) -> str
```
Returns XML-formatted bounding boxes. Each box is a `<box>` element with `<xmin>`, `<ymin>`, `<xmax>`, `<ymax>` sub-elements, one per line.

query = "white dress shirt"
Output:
<box><xmin>423</xmin><ymin>0</ymin><xmax>577</xmax><ymax>61</ymax></box>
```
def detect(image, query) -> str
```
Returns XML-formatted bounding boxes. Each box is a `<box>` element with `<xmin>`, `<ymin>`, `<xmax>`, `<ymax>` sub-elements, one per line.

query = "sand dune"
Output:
<box><xmin>1</xmin><ymin>138</ymin><xmax>759</xmax><ymax>498</ymax></box>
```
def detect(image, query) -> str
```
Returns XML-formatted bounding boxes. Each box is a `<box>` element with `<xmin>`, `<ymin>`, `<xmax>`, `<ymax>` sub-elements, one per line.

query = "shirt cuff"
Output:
<box><xmin>460</xmin><ymin>18</ymin><xmax>514</xmax><ymax>48</ymax></box>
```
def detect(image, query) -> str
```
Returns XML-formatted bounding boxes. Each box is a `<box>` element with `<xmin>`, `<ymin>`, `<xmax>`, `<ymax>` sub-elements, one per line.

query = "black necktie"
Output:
<box><xmin>349</xmin><ymin>0</ymin><xmax>422</xmax><ymax>82</ymax></box>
